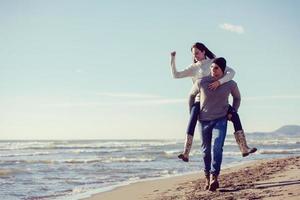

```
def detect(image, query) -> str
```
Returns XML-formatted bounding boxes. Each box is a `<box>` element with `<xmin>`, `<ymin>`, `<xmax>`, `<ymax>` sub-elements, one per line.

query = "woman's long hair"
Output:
<box><xmin>191</xmin><ymin>42</ymin><xmax>216</xmax><ymax>63</ymax></box>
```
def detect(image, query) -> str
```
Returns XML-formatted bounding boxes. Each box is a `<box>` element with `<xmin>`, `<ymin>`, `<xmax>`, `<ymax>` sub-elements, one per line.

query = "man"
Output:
<box><xmin>189</xmin><ymin>57</ymin><xmax>241</xmax><ymax>191</ymax></box>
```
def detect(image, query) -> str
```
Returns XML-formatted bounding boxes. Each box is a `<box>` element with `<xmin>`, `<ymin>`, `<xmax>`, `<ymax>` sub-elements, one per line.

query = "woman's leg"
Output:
<box><xmin>228</xmin><ymin>106</ymin><xmax>257</xmax><ymax>157</ymax></box>
<box><xmin>178</xmin><ymin>102</ymin><xmax>200</xmax><ymax>162</ymax></box>
<box><xmin>227</xmin><ymin>105</ymin><xmax>242</xmax><ymax>131</ymax></box>
<box><xmin>187</xmin><ymin>102</ymin><xmax>200</xmax><ymax>136</ymax></box>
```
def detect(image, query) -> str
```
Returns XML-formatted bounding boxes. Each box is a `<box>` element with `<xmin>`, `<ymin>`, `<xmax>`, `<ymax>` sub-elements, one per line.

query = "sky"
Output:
<box><xmin>0</xmin><ymin>0</ymin><xmax>300</xmax><ymax>140</ymax></box>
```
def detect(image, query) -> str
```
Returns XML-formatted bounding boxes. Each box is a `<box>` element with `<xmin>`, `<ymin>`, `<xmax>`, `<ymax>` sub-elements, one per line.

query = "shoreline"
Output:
<box><xmin>77</xmin><ymin>159</ymin><xmax>254</xmax><ymax>199</ymax></box>
<box><xmin>83</xmin><ymin>156</ymin><xmax>300</xmax><ymax>200</ymax></box>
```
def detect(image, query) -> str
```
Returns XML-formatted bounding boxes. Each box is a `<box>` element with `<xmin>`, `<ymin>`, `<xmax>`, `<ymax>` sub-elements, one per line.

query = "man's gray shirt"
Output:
<box><xmin>189</xmin><ymin>76</ymin><xmax>241</xmax><ymax>121</ymax></box>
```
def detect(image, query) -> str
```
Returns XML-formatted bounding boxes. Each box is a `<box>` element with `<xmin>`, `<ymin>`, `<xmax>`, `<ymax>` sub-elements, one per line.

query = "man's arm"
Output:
<box><xmin>219</xmin><ymin>66</ymin><xmax>235</xmax><ymax>85</ymax></box>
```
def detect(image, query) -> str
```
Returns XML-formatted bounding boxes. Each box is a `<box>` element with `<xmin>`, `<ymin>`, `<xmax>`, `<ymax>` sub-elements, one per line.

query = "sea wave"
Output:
<box><xmin>0</xmin><ymin>141</ymin><xmax>56</xmax><ymax>150</ymax></box>
<box><xmin>0</xmin><ymin>140</ymin><xmax>178</xmax><ymax>151</ymax></box>
<box><xmin>224</xmin><ymin>138</ymin><xmax>300</xmax><ymax>146</ymax></box>
<box><xmin>1</xmin><ymin>139</ymin><xmax>299</xmax><ymax>200</ymax></box>
<box><xmin>223</xmin><ymin>151</ymin><xmax>244</xmax><ymax>156</ymax></box>
<box><xmin>250</xmin><ymin>139</ymin><xmax>300</xmax><ymax>145</ymax></box>
<box><xmin>163</xmin><ymin>149</ymin><xmax>201</xmax><ymax>157</ymax></box>
<box><xmin>70</xmin><ymin>149</ymin><xmax>121</xmax><ymax>154</ymax></box>
<box><xmin>164</xmin><ymin>150</ymin><xmax>180</xmax><ymax>155</ymax></box>
<box><xmin>63</xmin><ymin>159</ymin><xmax>104</xmax><ymax>164</ymax></box>
<box><xmin>0</xmin><ymin>168</ymin><xmax>28</xmax><ymax>176</ymax></box>
<box><xmin>0</xmin><ymin>159</ymin><xmax>57</xmax><ymax>165</ymax></box>
<box><xmin>259</xmin><ymin>148</ymin><xmax>300</xmax><ymax>155</ymax></box>
<box><xmin>0</xmin><ymin>151</ymin><xmax>51</xmax><ymax>157</ymax></box>
<box><xmin>0</xmin><ymin>156</ymin><xmax>156</xmax><ymax>165</ymax></box>
<box><xmin>159</xmin><ymin>169</ymin><xmax>178</xmax><ymax>176</ymax></box>
<box><xmin>102</xmin><ymin>156</ymin><xmax>155</xmax><ymax>163</ymax></box>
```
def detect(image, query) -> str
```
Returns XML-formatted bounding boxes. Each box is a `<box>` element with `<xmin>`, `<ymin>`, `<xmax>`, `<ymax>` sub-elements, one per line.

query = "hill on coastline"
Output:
<box><xmin>249</xmin><ymin>125</ymin><xmax>300</xmax><ymax>138</ymax></box>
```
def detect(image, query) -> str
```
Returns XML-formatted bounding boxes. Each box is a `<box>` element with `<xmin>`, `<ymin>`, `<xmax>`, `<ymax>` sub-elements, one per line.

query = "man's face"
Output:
<box><xmin>210</xmin><ymin>63</ymin><xmax>224</xmax><ymax>79</ymax></box>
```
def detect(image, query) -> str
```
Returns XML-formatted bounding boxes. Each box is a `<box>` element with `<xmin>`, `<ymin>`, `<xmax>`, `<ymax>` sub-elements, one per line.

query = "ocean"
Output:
<box><xmin>0</xmin><ymin>134</ymin><xmax>299</xmax><ymax>200</ymax></box>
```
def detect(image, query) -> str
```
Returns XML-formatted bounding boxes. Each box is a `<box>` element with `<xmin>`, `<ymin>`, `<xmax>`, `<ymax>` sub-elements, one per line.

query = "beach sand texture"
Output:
<box><xmin>85</xmin><ymin>156</ymin><xmax>300</xmax><ymax>200</ymax></box>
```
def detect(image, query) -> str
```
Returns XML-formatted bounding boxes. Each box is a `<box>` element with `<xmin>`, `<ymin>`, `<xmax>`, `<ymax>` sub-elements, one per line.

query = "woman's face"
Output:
<box><xmin>192</xmin><ymin>47</ymin><xmax>205</xmax><ymax>62</ymax></box>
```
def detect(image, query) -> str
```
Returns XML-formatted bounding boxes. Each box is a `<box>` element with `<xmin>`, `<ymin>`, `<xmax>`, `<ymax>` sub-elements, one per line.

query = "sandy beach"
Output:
<box><xmin>84</xmin><ymin>156</ymin><xmax>300</xmax><ymax>200</ymax></box>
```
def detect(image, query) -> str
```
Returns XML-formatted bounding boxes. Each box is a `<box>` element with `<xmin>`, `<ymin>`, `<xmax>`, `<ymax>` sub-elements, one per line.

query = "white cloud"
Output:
<box><xmin>219</xmin><ymin>23</ymin><xmax>245</xmax><ymax>34</ymax></box>
<box><xmin>41</xmin><ymin>92</ymin><xmax>186</xmax><ymax>108</ymax></box>
<box><xmin>129</xmin><ymin>98</ymin><xmax>186</xmax><ymax>105</ymax></box>
<box><xmin>43</xmin><ymin>98</ymin><xmax>186</xmax><ymax>108</ymax></box>
<box><xmin>43</xmin><ymin>98</ymin><xmax>187</xmax><ymax>108</ymax></box>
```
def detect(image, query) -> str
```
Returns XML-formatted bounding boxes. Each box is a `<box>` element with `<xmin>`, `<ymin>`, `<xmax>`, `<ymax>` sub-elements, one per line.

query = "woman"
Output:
<box><xmin>170</xmin><ymin>42</ymin><xmax>256</xmax><ymax>162</ymax></box>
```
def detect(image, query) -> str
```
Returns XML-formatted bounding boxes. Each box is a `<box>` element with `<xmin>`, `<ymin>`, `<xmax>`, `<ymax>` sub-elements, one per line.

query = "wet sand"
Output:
<box><xmin>84</xmin><ymin>156</ymin><xmax>300</xmax><ymax>200</ymax></box>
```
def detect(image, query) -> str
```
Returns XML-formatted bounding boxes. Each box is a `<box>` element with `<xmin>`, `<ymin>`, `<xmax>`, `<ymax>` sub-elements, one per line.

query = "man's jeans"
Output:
<box><xmin>200</xmin><ymin>116</ymin><xmax>227</xmax><ymax>176</ymax></box>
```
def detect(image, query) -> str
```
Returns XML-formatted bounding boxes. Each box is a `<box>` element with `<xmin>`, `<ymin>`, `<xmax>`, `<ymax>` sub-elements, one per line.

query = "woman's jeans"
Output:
<box><xmin>200</xmin><ymin>117</ymin><xmax>227</xmax><ymax>176</ymax></box>
<box><xmin>227</xmin><ymin>105</ymin><xmax>242</xmax><ymax>132</ymax></box>
<box><xmin>186</xmin><ymin>102</ymin><xmax>200</xmax><ymax>136</ymax></box>
<box><xmin>187</xmin><ymin>103</ymin><xmax>242</xmax><ymax>136</ymax></box>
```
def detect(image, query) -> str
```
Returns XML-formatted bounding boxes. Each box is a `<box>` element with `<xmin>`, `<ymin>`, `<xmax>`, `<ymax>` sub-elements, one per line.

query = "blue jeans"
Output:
<box><xmin>228</xmin><ymin>105</ymin><xmax>242</xmax><ymax>132</ymax></box>
<box><xmin>187</xmin><ymin>104</ymin><xmax>242</xmax><ymax>136</ymax></box>
<box><xmin>200</xmin><ymin>117</ymin><xmax>227</xmax><ymax>176</ymax></box>
<box><xmin>186</xmin><ymin>102</ymin><xmax>200</xmax><ymax>136</ymax></box>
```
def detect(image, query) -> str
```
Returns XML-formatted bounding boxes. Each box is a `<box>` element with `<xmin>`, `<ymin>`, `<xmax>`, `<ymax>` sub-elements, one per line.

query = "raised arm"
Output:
<box><xmin>170</xmin><ymin>51</ymin><xmax>196</xmax><ymax>78</ymax></box>
<box><xmin>231</xmin><ymin>82</ymin><xmax>241</xmax><ymax>112</ymax></box>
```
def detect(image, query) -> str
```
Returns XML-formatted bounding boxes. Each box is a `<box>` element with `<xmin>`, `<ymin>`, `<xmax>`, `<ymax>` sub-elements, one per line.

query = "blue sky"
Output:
<box><xmin>0</xmin><ymin>0</ymin><xmax>299</xmax><ymax>139</ymax></box>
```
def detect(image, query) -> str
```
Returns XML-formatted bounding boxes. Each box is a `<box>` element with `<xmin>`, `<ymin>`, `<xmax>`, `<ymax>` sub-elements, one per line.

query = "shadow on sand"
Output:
<box><xmin>217</xmin><ymin>179</ymin><xmax>300</xmax><ymax>192</ymax></box>
<box><xmin>254</xmin><ymin>179</ymin><xmax>300</xmax><ymax>189</ymax></box>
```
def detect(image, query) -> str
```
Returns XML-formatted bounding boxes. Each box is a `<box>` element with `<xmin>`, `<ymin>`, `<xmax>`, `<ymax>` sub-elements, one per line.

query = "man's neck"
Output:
<box><xmin>212</xmin><ymin>76</ymin><xmax>220</xmax><ymax>81</ymax></box>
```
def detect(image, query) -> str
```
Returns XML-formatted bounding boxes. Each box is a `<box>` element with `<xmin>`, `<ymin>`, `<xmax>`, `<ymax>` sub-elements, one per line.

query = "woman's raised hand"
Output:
<box><xmin>171</xmin><ymin>51</ymin><xmax>176</xmax><ymax>57</ymax></box>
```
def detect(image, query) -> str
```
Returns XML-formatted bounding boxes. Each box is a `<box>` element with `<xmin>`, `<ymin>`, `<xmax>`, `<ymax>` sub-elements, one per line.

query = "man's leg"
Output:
<box><xmin>209</xmin><ymin>117</ymin><xmax>227</xmax><ymax>191</ymax></box>
<box><xmin>211</xmin><ymin>117</ymin><xmax>227</xmax><ymax>176</ymax></box>
<box><xmin>200</xmin><ymin>120</ymin><xmax>213</xmax><ymax>175</ymax></box>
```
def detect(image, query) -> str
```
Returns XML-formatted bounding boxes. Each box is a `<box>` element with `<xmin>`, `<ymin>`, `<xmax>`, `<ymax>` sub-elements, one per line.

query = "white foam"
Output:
<box><xmin>259</xmin><ymin>148</ymin><xmax>300</xmax><ymax>154</ymax></box>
